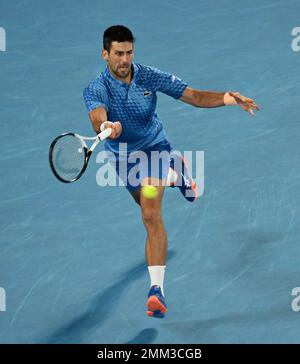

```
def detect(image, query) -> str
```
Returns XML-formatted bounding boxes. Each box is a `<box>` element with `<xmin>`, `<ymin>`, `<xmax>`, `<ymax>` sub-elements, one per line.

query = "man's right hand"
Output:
<box><xmin>88</xmin><ymin>108</ymin><xmax>122</xmax><ymax>139</ymax></box>
<box><xmin>101</xmin><ymin>121</ymin><xmax>122</xmax><ymax>139</ymax></box>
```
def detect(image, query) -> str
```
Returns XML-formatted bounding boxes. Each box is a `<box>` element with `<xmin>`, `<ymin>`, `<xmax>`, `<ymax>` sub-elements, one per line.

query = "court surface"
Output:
<box><xmin>1</xmin><ymin>0</ymin><xmax>300</xmax><ymax>343</ymax></box>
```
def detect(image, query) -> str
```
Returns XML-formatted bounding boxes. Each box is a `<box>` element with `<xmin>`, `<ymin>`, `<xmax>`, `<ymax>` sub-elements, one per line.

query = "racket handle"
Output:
<box><xmin>98</xmin><ymin>128</ymin><xmax>112</xmax><ymax>141</ymax></box>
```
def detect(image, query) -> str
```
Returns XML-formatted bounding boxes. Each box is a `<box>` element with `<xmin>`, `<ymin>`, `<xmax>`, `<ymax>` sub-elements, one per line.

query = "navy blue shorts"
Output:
<box><xmin>109</xmin><ymin>139</ymin><xmax>172</xmax><ymax>192</ymax></box>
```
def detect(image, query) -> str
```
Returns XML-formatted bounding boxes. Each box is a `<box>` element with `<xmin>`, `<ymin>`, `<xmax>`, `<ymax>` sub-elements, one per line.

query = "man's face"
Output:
<box><xmin>102</xmin><ymin>41</ymin><xmax>134</xmax><ymax>80</ymax></box>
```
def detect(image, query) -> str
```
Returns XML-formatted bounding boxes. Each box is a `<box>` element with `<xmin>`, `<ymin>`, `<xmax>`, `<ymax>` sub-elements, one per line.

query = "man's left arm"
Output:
<box><xmin>180</xmin><ymin>87</ymin><xmax>260</xmax><ymax>116</ymax></box>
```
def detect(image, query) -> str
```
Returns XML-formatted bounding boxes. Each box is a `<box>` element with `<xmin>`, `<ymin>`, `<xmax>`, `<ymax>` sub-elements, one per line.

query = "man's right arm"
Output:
<box><xmin>88</xmin><ymin>107</ymin><xmax>122</xmax><ymax>139</ymax></box>
<box><xmin>88</xmin><ymin>107</ymin><xmax>108</xmax><ymax>134</ymax></box>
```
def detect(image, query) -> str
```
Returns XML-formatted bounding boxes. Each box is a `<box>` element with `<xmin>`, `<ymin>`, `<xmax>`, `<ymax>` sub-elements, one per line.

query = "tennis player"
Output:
<box><xmin>83</xmin><ymin>25</ymin><xmax>259</xmax><ymax>318</ymax></box>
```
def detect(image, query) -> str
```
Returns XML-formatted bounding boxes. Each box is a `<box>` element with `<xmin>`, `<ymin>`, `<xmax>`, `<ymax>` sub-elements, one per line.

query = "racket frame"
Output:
<box><xmin>49</xmin><ymin>128</ymin><xmax>112</xmax><ymax>183</ymax></box>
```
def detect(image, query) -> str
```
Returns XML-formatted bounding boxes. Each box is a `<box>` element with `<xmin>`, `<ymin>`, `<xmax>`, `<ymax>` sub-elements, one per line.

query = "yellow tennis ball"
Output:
<box><xmin>142</xmin><ymin>185</ymin><xmax>158</xmax><ymax>199</ymax></box>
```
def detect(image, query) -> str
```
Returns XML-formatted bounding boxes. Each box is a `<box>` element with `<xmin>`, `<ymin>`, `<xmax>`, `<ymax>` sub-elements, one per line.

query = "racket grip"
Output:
<box><xmin>98</xmin><ymin>128</ymin><xmax>112</xmax><ymax>141</ymax></box>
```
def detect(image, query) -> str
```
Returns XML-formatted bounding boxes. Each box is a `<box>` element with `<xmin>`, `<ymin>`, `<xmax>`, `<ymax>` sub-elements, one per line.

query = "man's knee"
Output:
<box><xmin>141</xmin><ymin>206</ymin><xmax>162</xmax><ymax>226</ymax></box>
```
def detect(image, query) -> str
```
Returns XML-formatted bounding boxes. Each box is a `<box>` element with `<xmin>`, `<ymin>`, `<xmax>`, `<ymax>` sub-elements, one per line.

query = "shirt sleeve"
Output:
<box><xmin>141</xmin><ymin>65</ymin><xmax>188</xmax><ymax>99</ymax></box>
<box><xmin>83</xmin><ymin>79</ymin><xmax>109</xmax><ymax>112</ymax></box>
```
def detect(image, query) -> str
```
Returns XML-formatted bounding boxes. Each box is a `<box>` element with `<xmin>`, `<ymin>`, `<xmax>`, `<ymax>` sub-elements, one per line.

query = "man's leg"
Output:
<box><xmin>139</xmin><ymin>178</ymin><xmax>168</xmax><ymax>317</ymax></box>
<box><xmin>127</xmin><ymin>141</ymin><xmax>171</xmax><ymax>317</ymax></box>
<box><xmin>141</xmin><ymin>184</ymin><xmax>167</xmax><ymax>266</ymax></box>
<box><xmin>128</xmin><ymin>186</ymin><xmax>167</xmax><ymax>266</ymax></box>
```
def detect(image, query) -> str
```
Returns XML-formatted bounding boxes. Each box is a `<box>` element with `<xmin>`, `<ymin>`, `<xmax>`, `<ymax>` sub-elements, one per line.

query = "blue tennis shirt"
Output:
<box><xmin>83</xmin><ymin>62</ymin><xmax>187</xmax><ymax>154</ymax></box>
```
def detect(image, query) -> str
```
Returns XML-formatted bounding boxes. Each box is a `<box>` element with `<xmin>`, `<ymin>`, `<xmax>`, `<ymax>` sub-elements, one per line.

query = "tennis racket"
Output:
<box><xmin>49</xmin><ymin>128</ymin><xmax>112</xmax><ymax>183</ymax></box>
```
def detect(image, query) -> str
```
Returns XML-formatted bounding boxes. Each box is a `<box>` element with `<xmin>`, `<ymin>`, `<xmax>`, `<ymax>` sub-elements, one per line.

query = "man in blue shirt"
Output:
<box><xmin>83</xmin><ymin>25</ymin><xmax>259</xmax><ymax>318</ymax></box>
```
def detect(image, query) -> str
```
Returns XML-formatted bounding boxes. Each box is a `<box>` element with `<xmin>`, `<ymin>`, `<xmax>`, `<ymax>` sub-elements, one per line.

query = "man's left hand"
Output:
<box><xmin>229</xmin><ymin>91</ymin><xmax>260</xmax><ymax>116</ymax></box>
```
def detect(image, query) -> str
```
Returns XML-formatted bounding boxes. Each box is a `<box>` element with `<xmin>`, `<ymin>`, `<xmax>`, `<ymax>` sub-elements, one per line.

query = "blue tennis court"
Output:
<box><xmin>1</xmin><ymin>0</ymin><xmax>300</xmax><ymax>343</ymax></box>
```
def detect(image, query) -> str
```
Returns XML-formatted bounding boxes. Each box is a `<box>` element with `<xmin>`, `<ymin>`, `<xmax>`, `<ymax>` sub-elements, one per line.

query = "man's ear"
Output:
<box><xmin>102</xmin><ymin>48</ymin><xmax>109</xmax><ymax>61</ymax></box>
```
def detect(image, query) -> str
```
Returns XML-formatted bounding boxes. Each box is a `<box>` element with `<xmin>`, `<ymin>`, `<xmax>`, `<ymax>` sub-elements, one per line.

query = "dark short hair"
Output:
<box><xmin>103</xmin><ymin>25</ymin><xmax>135</xmax><ymax>52</ymax></box>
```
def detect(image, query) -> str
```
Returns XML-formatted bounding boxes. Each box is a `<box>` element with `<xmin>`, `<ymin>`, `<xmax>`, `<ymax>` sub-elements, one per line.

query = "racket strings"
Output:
<box><xmin>51</xmin><ymin>135</ymin><xmax>86</xmax><ymax>181</ymax></box>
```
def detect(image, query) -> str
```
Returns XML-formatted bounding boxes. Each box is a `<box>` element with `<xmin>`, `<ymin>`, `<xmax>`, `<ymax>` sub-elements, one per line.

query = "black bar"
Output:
<box><xmin>0</xmin><ymin>344</ymin><xmax>299</xmax><ymax>362</ymax></box>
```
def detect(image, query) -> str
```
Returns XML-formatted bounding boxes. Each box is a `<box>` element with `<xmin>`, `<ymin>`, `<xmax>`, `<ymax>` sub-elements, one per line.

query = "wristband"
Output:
<box><xmin>223</xmin><ymin>92</ymin><xmax>238</xmax><ymax>106</ymax></box>
<box><xmin>100</xmin><ymin>121</ymin><xmax>110</xmax><ymax>132</ymax></box>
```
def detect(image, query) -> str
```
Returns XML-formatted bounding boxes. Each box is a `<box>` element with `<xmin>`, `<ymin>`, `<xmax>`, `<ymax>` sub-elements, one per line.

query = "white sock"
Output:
<box><xmin>148</xmin><ymin>265</ymin><xmax>166</xmax><ymax>296</ymax></box>
<box><xmin>166</xmin><ymin>167</ymin><xmax>178</xmax><ymax>186</ymax></box>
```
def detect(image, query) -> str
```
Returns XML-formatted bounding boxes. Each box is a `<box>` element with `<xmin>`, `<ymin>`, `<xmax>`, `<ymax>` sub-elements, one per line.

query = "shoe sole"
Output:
<box><xmin>147</xmin><ymin>310</ymin><xmax>165</xmax><ymax>318</ymax></box>
<box><xmin>147</xmin><ymin>295</ymin><xmax>167</xmax><ymax>317</ymax></box>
